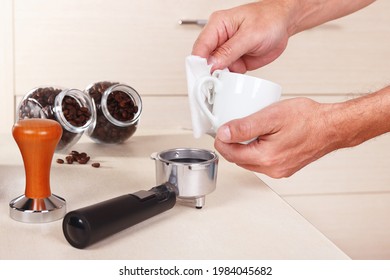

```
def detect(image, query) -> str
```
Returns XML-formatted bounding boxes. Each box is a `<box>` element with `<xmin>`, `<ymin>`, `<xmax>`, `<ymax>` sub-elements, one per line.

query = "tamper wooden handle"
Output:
<box><xmin>10</xmin><ymin>119</ymin><xmax>66</xmax><ymax>223</ymax></box>
<box><xmin>12</xmin><ymin>119</ymin><xmax>62</xmax><ymax>198</ymax></box>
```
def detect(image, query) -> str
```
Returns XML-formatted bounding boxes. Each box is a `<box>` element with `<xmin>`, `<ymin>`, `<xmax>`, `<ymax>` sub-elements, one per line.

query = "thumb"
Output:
<box><xmin>216</xmin><ymin>106</ymin><xmax>279</xmax><ymax>143</ymax></box>
<box><xmin>216</xmin><ymin>115</ymin><xmax>262</xmax><ymax>144</ymax></box>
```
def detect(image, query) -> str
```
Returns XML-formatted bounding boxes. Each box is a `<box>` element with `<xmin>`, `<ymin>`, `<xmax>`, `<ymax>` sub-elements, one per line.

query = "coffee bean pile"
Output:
<box><xmin>18</xmin><ymin>87</ymin><xmax>92</xmax><ymax>150</ymax></box>
<box><xmin>19</xmin><ymin>87</ymin><xmax>62</xmax><ymax>120</ymax></box>
<box><xmin>56</xmin><ymin>150</ymin><xmax>100</xmax><ymax>168</ymax></box>
<box><xmin>66</xmin><ymin>150</ymin><xmax>90</xmax><ymax>164</ymax></box>
<box><xmin>86</xmin><ymin>81</ymin><xmax>139</xmax><ymax>144</ymax></box>
<box><xmin>62</xmin><ymin>96</ymin><xmax>92</xmax><ymax>128</ymax></box>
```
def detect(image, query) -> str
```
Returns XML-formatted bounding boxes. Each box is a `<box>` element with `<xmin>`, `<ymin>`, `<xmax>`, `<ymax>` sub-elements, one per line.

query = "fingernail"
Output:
<box><xmin>208</xmin><ymin>56</ymin><xmax>218</xmax><ymax>67</ymax></box>
<box><xmin>217</xmin><ymin>125</ymin><xmax>231</xmax><ymax>142</ymax></box>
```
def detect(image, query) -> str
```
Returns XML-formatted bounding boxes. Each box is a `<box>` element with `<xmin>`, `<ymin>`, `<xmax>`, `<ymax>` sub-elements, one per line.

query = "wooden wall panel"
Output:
<box><xmin>0</xmin><ymin>0</ymin><xmax>14</xmax><ymax>134</ymax></box>
<box><xmin>12</xmin><ymin>0</ymin><xmax>390</xmax><ymax>99</ymax></box>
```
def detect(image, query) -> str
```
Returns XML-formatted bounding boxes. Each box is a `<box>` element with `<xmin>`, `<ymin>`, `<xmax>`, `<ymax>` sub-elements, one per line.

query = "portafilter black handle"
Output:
<box><xmin>62</xmin><ymin>184</ymin><xmax>176</xmax><ymax>249</ymax></box>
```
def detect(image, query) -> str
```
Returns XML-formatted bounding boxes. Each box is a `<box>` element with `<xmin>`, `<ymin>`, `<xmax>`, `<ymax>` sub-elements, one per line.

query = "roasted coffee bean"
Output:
<box><xmin>70</xmin><ymin>150</ymin><xmax>79</xmax><ymax>157</ymax></box>
<box><xmin>86</xmin><ymin>81</ymin><xmax>139</xmax><ymax>144</ymax></box>
<box><xmin>91</xmin><ymin>162</ymin><xmax>100</xmax><ymax>168</ymax></box>
<box><xmin>65</xmin><ymin>155</ymin><xmax>74</xmax><ymax>164</ymax></box>
<box><xmin>78</xmin><ymin>156</ymin><xmax>90</xmax><ymax>165</ymax></box>
<box><xmin>18</xmin><ymin>87</ymin><xmax>93</xmax><ymax>150</ymax></box>
<box><xmin>56</xmin><ymin>159</ymin><xmax>64</xmax><ymax>164</ymax></box>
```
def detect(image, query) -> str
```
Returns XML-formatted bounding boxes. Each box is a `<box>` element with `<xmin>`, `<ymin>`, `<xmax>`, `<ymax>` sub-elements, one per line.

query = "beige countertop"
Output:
<box><xmin>0</xmin><ymin>129</ymin><xmax>348</xmax><ymax>260</ymax></box>
<box><xmin>256</xmin><ymin>132</ymin><xmax>390</xmax><ymax>259</ymax></box>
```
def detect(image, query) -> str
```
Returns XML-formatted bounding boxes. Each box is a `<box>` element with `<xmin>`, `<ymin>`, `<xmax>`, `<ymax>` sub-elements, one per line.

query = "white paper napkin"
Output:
<box><xmin>186</xmin><ymin>55</ymin><xmax>230</xmax><ymax>138</ymax></box>
<box><xmin>185</xmin><ymin>55</ymin><xmax>214</xmax><ymax>138</ymax></box>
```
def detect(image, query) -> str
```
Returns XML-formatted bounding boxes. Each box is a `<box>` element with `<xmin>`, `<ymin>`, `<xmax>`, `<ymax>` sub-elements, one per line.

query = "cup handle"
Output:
<box><xmin>194</xmin><ymin>76</ymin><xmax>219</xmax><ymax>128</ymax></box>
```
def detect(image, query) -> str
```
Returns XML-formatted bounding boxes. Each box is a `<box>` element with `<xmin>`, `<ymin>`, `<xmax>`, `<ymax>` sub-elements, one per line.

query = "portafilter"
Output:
<box><xmin>62</xmin><ymin>148</ymin><xmax>218</xmax><ymax>249</ymax></box>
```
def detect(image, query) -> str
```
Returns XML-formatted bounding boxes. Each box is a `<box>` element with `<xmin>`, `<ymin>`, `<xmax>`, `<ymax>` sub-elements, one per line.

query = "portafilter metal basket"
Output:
<box><xmin>151</xmin><ymin>148</ymin><xmax>218</xmax><ymax>209</ymax></box>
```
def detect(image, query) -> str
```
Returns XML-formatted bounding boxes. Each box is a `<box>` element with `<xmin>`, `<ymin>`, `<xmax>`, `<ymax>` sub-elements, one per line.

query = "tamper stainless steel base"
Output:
<box><xmin>10</xmin><ymin>119</ymin><xmax>66</xmax><ymax>223</ymax></box>
<box><xmin>10</xmin><ymin>195</ymin><xmax>66</xmax><ymax>223</ymax></box>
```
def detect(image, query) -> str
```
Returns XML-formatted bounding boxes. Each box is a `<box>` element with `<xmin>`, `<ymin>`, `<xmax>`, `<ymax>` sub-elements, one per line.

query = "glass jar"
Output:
<box><xmin>85</xmin><ymin>81</ymin><xmax>142</xmax><ymax>144</ymax></box>
<box><xmin>17</xmin><ymin>86</ymin><xmax>96</xmax><ymax>152</ymax></box>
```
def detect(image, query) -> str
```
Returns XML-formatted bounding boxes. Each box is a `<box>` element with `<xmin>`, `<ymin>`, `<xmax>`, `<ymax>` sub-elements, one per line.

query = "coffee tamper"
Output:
<box><xmin>9</xmin><ymin>119</ymin><xmax>66</xmax><ymax>223</ymax></box>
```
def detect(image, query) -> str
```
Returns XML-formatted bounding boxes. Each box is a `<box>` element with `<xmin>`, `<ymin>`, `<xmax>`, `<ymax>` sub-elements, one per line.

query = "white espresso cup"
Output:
<box><xmin>194</xmin><ymin>70</ymin><xmax>282</xmax><ymax>135</ymax></box>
